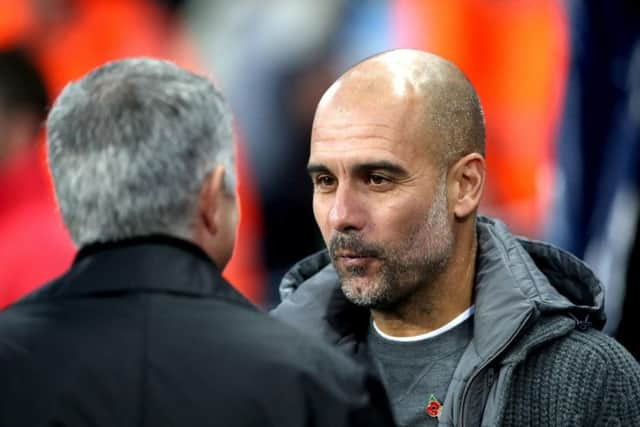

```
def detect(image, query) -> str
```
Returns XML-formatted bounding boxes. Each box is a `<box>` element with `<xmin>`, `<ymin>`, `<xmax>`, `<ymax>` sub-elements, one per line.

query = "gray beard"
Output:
<box><xmin>331</xmin><ymin>181</ymin><xmax>453</xmax><ymax>310</ymax></box>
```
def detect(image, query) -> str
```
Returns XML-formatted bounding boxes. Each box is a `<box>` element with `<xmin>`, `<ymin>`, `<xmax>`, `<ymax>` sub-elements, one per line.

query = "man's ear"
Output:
<box><xmin>199</xmin><ymin>165</ymin><xmax>227</xmax><ymax>236</ymax></box>
<box><xmin>449</xmin><ymin>153</ymin><xmax>485</xmax><ymax>220</ymax></box>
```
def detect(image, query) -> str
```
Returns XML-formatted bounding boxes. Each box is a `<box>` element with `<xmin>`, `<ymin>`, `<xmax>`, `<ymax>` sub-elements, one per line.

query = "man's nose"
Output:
<box><xmin>328</xmin><ymin>184</ymin><xmax>366</xmax><ymax>233</ymax></box>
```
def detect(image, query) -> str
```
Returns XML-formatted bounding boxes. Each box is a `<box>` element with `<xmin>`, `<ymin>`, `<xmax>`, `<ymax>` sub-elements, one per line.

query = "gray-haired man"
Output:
<box><xmin>0</xmin><ymin>58</ymin><xmax>395</xmax><ymax>427</ymax></box>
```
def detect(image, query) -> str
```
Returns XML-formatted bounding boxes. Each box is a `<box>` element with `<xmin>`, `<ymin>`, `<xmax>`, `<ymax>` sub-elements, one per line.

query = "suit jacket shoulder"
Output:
<box><xmin>0</xmin><ymin>237</ymin><xmax>394</xmax><ymax>427</ymax></box>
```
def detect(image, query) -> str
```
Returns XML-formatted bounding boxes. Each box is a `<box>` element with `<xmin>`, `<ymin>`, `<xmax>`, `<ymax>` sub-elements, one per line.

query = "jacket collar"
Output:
<box><xmin>274</xmin><ymin>215</ymin><xmax>605</xmax><ymax>361</ymax></box>
<box><xmin>23</xmin><ymin>235</ymin><xmax>250</xmax><ymax>307</ymax></box>
<box><xmin>273</xmin><ymin>251</ymin><xmax>370</xmax><ymax>355</ymax></box>
<box><xmin>441</xmin><ymin>216</ymin><xmax>603</xmax><ymax>425</ymax></box>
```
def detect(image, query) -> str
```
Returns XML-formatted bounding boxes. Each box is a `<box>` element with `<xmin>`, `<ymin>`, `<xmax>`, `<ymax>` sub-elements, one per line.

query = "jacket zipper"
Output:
<box><xmin>457</xmin><ymin>310</ymin><xmax>533</xmax><ymax>426</ymax></box>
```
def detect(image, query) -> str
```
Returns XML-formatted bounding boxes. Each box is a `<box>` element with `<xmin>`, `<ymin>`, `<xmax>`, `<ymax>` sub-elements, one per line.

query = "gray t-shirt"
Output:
<box><xmin>367</xmin><ymin>313</ymin><xmax>473</xmax><ymax>427</ymax></box>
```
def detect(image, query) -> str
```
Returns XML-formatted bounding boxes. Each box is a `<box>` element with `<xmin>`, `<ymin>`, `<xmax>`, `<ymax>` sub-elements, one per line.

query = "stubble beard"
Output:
<box><xmin>329</xmin><ymin>182</ymin><xmax>454</xmax><ymax>310</ymax></box>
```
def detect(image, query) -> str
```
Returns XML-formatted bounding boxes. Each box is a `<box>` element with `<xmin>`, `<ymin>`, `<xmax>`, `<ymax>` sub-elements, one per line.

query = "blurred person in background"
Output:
<box><xmin>0</xmin><ymin>48</ymin><xmax>75</xmax><ymax>308</ymax></box>
<box><xmin>0</xmin><ymin>58</ymin><xmax>395</xmax><ymax>427</ymax></box>
<box><xmin>273</xmin><ymin>49</ymin><xmax>640</xmax><ymax>426</ymax></box>
<box><xmin>0</xmin><ymin>0</ymin><xmax>197</xmax><ymax>96</ymax></box>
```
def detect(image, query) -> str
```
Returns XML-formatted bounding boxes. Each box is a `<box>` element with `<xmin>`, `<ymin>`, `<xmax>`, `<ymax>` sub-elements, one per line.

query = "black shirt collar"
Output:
<box><xmin>42</xmin><ymin>235</ymin><xmax>247</xmax><ymax>304</ymax></box>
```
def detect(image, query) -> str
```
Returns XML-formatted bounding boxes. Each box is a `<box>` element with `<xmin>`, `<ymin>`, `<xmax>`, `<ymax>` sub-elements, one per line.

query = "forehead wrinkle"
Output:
<box><xmin>312</xmin><ymin>108</ymin><xmax>414</xmax><ymax>146</ymax></box>
<box><xmin>311</xmin><ymin>133</ymin><xmax>399</xmax><ymax>145</ymax></box>
<box><xmin>313</xmin><ymin>122</ymin><xmax>396</xmax><ymax>131</ymax></box>
<box><xmin>311</xmin><ymin>118</ymin><xmax>428</xmax><ymax>166</ymax></box>
<box><xmin>309</xmin><ymin>144</ymin><xmax>412</xmax><ymax>170</ymax></box>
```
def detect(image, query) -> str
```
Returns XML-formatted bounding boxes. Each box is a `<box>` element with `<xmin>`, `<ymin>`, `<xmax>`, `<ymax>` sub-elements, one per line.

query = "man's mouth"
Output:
<box><xmin>333</xmin><ymin>251</ymin><xmax>380</xmax><ymax>268</ymax></box>
<box><xmin>334</xmin><ymin>250</ymin><xmax>377</xmax><ymax>258</ymax></box>
<box><xmin>329</xmin><ymin>233</ymin><xmax>383</xmax><ymax>268</ymax></box>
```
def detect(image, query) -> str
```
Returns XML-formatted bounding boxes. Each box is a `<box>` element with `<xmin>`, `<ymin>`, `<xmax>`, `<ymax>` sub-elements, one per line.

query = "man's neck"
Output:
<box><xmin>371</xmin><ymin>233</ymin><xmax>477</xmax><ymax>338</ymax></box>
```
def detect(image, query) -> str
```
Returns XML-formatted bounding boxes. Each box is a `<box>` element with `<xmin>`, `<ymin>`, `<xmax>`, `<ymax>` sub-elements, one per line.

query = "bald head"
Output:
<box><xmin>316</xmin><ymin>49</ymin><xmax>485</xmax><ymax>170</ymax></box>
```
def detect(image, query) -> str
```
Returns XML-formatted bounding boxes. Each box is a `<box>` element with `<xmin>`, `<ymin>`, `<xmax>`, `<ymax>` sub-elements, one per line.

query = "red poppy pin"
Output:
<box><xmin>425</xmin><ymin>394</ymin><xmax>442</xmax><ymax>418</ymax></box>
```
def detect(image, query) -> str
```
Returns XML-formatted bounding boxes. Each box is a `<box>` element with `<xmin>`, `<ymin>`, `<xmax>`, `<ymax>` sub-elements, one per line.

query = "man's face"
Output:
<box><xmin>309</xmin><ymin>89</ymin><xmax>455</xmax><ymax>310</ymax></box>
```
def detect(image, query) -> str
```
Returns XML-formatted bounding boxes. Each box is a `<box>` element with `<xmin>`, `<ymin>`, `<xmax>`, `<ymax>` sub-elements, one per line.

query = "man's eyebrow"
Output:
<box><xmin>352</xmin><ymin>161</ymin><xmax>408</xmax><ymax>177</ymax></box>
<box><xmin>307</xmin><ymin>163</ymin><xmax>331</xmax><ymax>175</ymax></box>
<box><xmin>307</xmin><ymin>161</ymin><xmax>409</xmax><ymax>177</ymax></box>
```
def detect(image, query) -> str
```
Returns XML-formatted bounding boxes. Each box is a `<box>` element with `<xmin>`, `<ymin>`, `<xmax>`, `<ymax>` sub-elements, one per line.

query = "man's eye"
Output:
<box><xmin>368</xmin><ymin>174</ymin><xmax>389</xmax><ymax>185</ymax></box>
<box><xmin>315</xmin><ymin>175</ymin><xmax>336</xmax><ymax>187</ymax></box>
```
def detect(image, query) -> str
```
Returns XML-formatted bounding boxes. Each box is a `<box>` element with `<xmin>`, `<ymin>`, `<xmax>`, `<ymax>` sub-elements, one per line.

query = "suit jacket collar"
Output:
<box><xmin>22</xmin><ymin>235</ymin><xmax>251</xmax><ymax>308</ymax></box>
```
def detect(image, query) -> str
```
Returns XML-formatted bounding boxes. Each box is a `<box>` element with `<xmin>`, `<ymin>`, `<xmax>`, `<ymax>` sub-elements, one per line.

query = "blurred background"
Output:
<box><xmin>0</xmin><ymin>0</ymin><xmax>638</xmax><ymax>357</ymax></box>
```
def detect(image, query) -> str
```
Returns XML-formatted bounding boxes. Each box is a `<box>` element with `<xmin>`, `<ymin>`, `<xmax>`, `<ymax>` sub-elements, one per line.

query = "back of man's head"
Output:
<box><xmin>47</xmin><ymin>58</ymin><xmax>236</xmax><ymax>247</ymax></box>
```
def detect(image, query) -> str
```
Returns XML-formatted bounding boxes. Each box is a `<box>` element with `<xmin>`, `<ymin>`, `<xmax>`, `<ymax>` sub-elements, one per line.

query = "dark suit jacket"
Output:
<box><xmin>0</xmin><ymin>236</ymin><xmax>394</xmax><ymax>427</ymax></box>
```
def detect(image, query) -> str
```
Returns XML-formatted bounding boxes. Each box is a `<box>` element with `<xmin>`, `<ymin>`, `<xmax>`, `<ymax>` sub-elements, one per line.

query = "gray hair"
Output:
<box><xmin>47</xmin><ymin>58</ymin><xmax>236</xmax><ymax>246</ymax></box>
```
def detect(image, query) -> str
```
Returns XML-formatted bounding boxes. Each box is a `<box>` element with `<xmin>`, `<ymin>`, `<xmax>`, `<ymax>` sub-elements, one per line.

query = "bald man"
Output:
<box><xmin>272</xmin><ymin>50</ymin><xmax>640</xmax><ymax>427</ymax></box>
